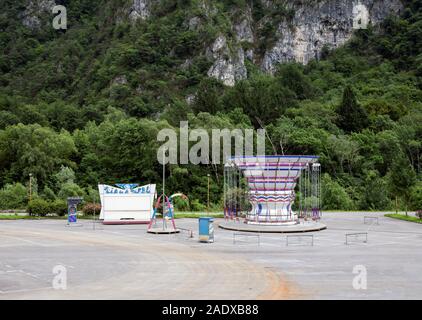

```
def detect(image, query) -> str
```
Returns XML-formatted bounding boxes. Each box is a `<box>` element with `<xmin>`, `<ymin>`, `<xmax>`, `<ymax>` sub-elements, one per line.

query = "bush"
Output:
<box><xmin>190</xmin><ymin>199</ymin><xmax>206</xmax><ymax>212</ymax></box>
<box><xmin>50</xmin><ymin>199</ymin><xmax>67</xmax><ymax>216</ymax></box>
<box><xmin>27</xmin><ymin>198</ymin><xmax>50</xmax><ymax>216</ymax></box>
<box><xmin>0</xmin><ymin>183</ymin><xmax>28</xmax><ymax>209</ymax></box>
<box><xmin>82</xmin><ymin>203</ymin><xmax>101</xmax><ymax>216</ymax></box>
<box><xmin>172</xmin><ymin>196</ymin><xmax>190</xmax><ymax>211</ymax></box>
<box><xmin>321</xmin><ymin>174</ymin><xmax>354</xmax><ymax>210</ymax></box>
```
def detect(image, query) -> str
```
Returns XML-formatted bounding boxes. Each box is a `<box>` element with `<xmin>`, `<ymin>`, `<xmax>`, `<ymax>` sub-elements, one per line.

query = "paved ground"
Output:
<box><xmin>0</xmin><ymin>212</ymin><xmax>421</xmax><ymax>299</ymax></box>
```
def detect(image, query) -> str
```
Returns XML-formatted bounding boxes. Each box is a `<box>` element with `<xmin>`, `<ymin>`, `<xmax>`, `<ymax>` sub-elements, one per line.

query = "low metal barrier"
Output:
<box><xmin>233</xmin><ymin>233</ymin><xmax>260</xmax><ymax>246</ymax></box>
<box><xmin>286</xmin><ymin>234</ymin><xmax>314</xmax><ymax>246</ymax></box>
<box><xmin>177</xmin><ymin>227</ymin><xmax>194</xmax><ymax>239</ymax></box>
<box><xmin>345</xmin><ymin>232</ymin><xmax>368</xmax><ymax>245</ymax></box>
<box><xmin>364</xmin><ymin>216</ymin><xmax>379</xmax><ymax>225</ymax></box>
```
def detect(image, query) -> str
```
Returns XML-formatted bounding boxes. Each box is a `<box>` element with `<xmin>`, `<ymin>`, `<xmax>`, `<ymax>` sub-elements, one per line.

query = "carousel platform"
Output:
<box><xmin>218</xmin><ymin>220</ymin><xmax>327</xmax><ymax>233</ymax></box>
<box><xmin>147</xmin><ymin>228</ymin><xmax>180</xmax><ymax>234</ymax></box>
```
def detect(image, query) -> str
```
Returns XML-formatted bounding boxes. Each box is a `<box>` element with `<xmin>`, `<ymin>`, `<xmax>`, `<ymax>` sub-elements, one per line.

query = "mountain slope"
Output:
<box><xmin>0</xmin><ymin>0</ymin><xmax>421</xmax><ymax>211</ymax></box>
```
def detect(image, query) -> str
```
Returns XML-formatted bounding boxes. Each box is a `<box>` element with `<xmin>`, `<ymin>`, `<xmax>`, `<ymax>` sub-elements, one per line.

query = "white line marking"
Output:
<box><xmin>0</xmin><ymin>235</ymin><xmax>51</xmax><ymax>247</ymax></box>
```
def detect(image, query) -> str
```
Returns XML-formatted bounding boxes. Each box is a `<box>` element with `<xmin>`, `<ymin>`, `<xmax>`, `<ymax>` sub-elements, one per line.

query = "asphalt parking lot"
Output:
<box><xmin>0</xmin><ymin>212</ymin><xmax>421</xmax><ymax>299</ymax></box>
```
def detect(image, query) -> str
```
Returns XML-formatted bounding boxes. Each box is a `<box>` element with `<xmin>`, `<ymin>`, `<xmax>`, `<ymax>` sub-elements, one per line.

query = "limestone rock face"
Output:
<box><xmin>207</xmin><ymin>35</ymin><xmax>248</xmax><ymax>87</ymax></box>
<box><xmin>206</xmin><ymin>5</ymin><xmax>256</xmax><ymax>86</ymax></box>
<box><xmin>111</xmin><ymin>75</ymin><xmax>128</xmax><ymax>86</ymax></box>
<box><xmin>234</xmin><ymin>15</ymin><xmax>254</xmax><ymax>44</ymax></box>
<box><xmin>129</xmin><ymin>0</ymin><xmax>150</xmax><ymax>22</ymax></box>
<box><xmin>262</xmin><ymin>0</ymin><xmax>403</xmax><ymax>73</ymax></box>
<box><xmin>188</xmin><ymin>16</ymin><xmax>201</xmax><ymax>30</ymax></box>
<box><xmin>198</xmin><ymin>0</ymin><xmax>218</xmax><ymax>17</ymax></box>
<box><xmin>21</xmin><ymin>0</ymin><xmax>56</xmax><ymax>29</ymax></box>
<box><xmin>206</xmin><ymin>0</ymin><xmax>402</xmax><ymax>84</ymax></box>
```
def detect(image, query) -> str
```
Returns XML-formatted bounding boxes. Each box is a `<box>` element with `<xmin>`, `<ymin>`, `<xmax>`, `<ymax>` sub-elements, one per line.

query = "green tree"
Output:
<box><xmin>221</xmin><ymin>75</ymin><xmax>297</xmax><ymax>127</ymax></box>
<box><xmin>41</xmin><ymin>186</ymin><xmax>56</xmax><ymax>201</ymax></box>
<box><xmin>58</xmin><ymin>182</ymin><xmax>85</xmax><ymax>200</ymax></box>
<box><xmin>336</xmin><ymin>86</ymin><xmax>369</xmax><ymax>133</ymax></box>
<box><xmin>359</xmin><ymin>171</ymin><xmax>391</xmax><ymax>210</ymax></box>
<box><xmin>276</xmin><ymin>63</ymin><xmax>315</xmax><ymax>100</ymax></box>
<box><xmin>55</xmin><ymin>166</ymin><xmax>76</xmax><ymax>186</ymax></box>
<box><xmin>388</xmin><ymin>154</ymin><xmax>417</xmax><ymax>214</ymax></box>
<box><xmin>409</xmin><ymin>181</ymin><xmax>422</xmax><ymax>211</ymax></box>
<box><xmin>321</xmin><ymin>174</ymin><xmax>354</xmax><ymax>210</ymax></box>
<box><xmin>54</xmin><ymin>165</ymin><xmax>84</xmax><ymax>200</ymax></box>
<box><xmin>0</xmin><ymin>124</ymin><xmax>76</xmax><ymax>187</ymax></box>
<box><xmin>0</xmin><ymin>183</ymin><xmax>28</xmax><ymax>209</ymax></box>
<box><xmin>192</xmin><ymin>78</ymin><xmax>224</xmax><ymax>115</ymax></box>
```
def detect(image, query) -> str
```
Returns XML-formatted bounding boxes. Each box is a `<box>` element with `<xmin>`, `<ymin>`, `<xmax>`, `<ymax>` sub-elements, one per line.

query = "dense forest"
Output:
<box><xmin>0</xmin><ymin>0</ymin><xmax>421</xmax><ymax>212</ymax></box>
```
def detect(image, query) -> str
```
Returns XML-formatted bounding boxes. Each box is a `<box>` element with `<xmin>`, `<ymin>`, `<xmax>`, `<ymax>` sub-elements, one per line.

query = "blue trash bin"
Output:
<box><xmin>199</xmin><ymin>217</ymin><xmax>214</xmax><ymax>243</ymax></box>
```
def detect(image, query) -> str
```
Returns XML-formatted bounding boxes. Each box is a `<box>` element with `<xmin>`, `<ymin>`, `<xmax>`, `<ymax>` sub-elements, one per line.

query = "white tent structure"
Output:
<box><xmin>98</xmin><ymin>184</ymin><xmax>156</xmax><ymax>225</ymax></box>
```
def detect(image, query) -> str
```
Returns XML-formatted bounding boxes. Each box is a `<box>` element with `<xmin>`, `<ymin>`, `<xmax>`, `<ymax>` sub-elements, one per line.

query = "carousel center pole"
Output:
<box><xmin>162</xmin><ymin>148</ymin><xmax>166</xmax><ymax>231</ymax></box>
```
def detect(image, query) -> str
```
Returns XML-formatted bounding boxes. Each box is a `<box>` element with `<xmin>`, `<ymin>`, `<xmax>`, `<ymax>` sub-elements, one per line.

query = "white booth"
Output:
<box><xmin>98</xmin><ymin>184</ymin><xmax>156</xmax><ymax>225</ymax></box>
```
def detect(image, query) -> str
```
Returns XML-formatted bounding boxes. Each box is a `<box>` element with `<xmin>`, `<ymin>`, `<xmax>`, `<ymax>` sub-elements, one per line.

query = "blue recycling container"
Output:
<box><xmin>199</xmin><ymin>217</ymin><xmax>214</xmax><ymax>243</ymax></box>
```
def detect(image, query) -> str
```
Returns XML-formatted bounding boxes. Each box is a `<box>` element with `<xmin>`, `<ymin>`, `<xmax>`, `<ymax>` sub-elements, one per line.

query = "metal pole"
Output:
<box><xmin>224</xmin><ymin>165</ymin><xmax>226</xmax><ymax>220</ymax></box>
<box><xmin>395</xmin><ymin>196</ymin><xmax>398</xmax><ymax>214</ymax></box>
<box><xmin>207</xmin><ymin>174</ymin><xmax>210</xmax><ymax>214</ymax></box>
<box><xmin>231</xmin><ymin>164</ymin><xmax>234</xmax><ymax>220</ymax></box>
<box><xmin>29</xmin><ymin>173</ymin><xmax>32</xmax><ymax>202</ymax></box>
<box><xmin>163</xmin><ymin>148</ymin><xmax>165</xmax><ymax>230</ymax></box>
<box><xmin>93</xmin><ymin>191</ymin><xmax>96</xmax><ymax>230</ymax></box>
<box><xmin>93</xmin><ymin>188</ymin><xmax>98</xmax><ymax>230</ymax></box>
<box><xmin>238</xmin><ymin>167</ymin><xmax>241</xmax><ymax>219</ymax></box>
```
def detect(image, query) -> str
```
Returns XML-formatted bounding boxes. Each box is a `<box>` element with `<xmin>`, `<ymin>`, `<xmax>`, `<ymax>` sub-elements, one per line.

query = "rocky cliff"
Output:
<box><xmin>204</xmin><ymin>0</ymin><xmax>402</xmax><ymax>85</ymax></box>
<box><xmin>19</xmin><ymin>0</ymin><xmax>403</xmax><ymax>86</ymax></box>
<box><xmin>199</xmin><ymin>0</ymin><xmax>403</xmax><ymax>85</ymax></box>
<box><xmin>261</xmin><ymin>0</ymin><xmax>403</xmax><ymax>73</ymax></box>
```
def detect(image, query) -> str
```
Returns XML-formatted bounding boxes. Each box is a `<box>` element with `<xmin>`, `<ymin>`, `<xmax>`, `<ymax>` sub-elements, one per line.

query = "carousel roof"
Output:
<box><xmin>226</xmin><ymin>155</ymin><xmax>319</xmax><ymax>166</ymax></box>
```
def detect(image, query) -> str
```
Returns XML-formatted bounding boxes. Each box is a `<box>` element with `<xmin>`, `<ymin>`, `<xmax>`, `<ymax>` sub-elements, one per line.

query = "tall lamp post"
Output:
<box><xmin>29</xmin><ymin>173</ymin><xmax>33</xmax><ymax>202</ymax></box>
<box><xmin>207</xmin><ymin>174</ymin><xmax>210</xmax><ymax>214</ymax></box>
